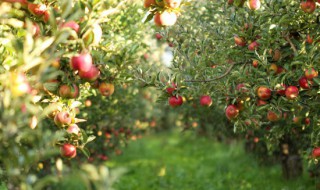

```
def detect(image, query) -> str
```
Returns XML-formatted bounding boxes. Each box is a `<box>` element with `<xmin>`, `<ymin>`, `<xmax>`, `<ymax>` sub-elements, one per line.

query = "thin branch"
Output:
<box><xmin>284</xmin><ymin>35</ymin><xmax>298</xmax><ymax>56</ymax></box>
<box><xmin>184</xmin><ymin>62</ymin><xmax>239</xmax><ymax>83</ymax></box>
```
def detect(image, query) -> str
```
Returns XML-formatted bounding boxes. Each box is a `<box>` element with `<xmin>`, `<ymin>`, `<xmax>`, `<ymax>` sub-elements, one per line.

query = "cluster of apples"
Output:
<box><xmin>144</xmin><ymin>0</ymin><xmax>182</xmax><ymax>27</ymax></box>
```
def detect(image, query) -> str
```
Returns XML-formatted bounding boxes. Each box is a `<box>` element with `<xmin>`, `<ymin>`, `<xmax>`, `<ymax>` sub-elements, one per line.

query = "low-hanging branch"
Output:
<box><xmin>184</xmin><ymin>62</ymin><xmax>240</xmax><ymax>83</ymax></box>
<box><xmin>284</xmin><ymin>35</ymin><xmax>298</xmax><ymax>56</ymax></box>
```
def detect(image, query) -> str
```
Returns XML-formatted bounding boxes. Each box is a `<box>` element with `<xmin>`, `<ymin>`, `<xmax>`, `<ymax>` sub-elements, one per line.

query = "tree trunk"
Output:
<box><xmin>280</xmin><ymin>136</ymin><xmax>303</xmax><ymax>180</ymax></box>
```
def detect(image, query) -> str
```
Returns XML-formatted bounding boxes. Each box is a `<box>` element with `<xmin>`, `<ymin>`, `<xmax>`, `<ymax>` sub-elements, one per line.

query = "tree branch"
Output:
<box><xmin>284</xmin><ymin>35</ymin><xmax>298</xmax><ymax>56</ymax></box>
<box><xmin>184</xmin><ymin>62</ymin><xmax>239</xmax><ymax>83</ymax></box>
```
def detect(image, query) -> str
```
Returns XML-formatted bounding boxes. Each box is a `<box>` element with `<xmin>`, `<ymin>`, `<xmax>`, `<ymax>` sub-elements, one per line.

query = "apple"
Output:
<box><xmin>306</xmin><ymin>34</ymin><xmax>313</xmax><ymax>44</ymax></box>
<box><xmin>43</xmin><ymin>11</ymin><xmax>50</xmax><ymax>23</ymax></box>
<box><xmin>54</xmin><ymin>111</ymin><xmax>72</xmax><ymax>127</ymax></box>
<box><xmin>268</xmin><ymin>63</ymin><xmax>278</xmax><ymax>74</ymax></box>
<box><xmin>99</xmin><ymin>83</ymin><xmax>115</xmax><ymax>96</ymax></box>
<box><xmin>69</xmin><ymin>84</ymin><xmax>79</xmax><ymax>98</ymax></box>
<box><xmin>253</xmin><ymin>137</ymin><xmax>259</xmax><ymax>143</ymax></box>
<box><xmin>66</xmin><ymin>124</ymin><xmax>80</xmax><ymax>135</ymax></box>
<box><xmin>285</xmin><ymin>86</ymin><xmax>299</xmax><ymax>100</ymax></box>
<box><xmin>79</xmin><ymin>65</ymin><xmax>100</xmax><ymax>81</ymax></box>
<box><xmin>299</xmin><ymin>77</ymin><xmax>312</xmax><ymax>89</ymax></box>
<box><xmin>83</xmin><ymin>24</ymin><xmax>103</xmax><ymax>46</ymax></box>
<box><xmin>60</xmin><ymin>144</ymin><xmax>77</xmax><ymax>159</ymax></box>
<box><xmin>168</xmin><ymin>95</ymin><xmax>183</xmax><ymax>107</ymax></box>
<box><xmin>257</xmin><ymin>86</ymin><xmax>272</xmax><ymax>100</ymax></box>
<box><xmin>70</xmin><ymin>53</ymin><xmax>93</xmax><ymax>72</ymax></box>
<box><xmin>236</xmin><ymin>83</ymin><xmax>249</xmax><ymax>93</ymax></box>
<box><xmin>165</xmin><ymin>0</ymin><xmax>181</xmax><ymax>9</ymax></box>
<box><xmin>155</xmin><ymin>33</ymin><xmax>163</xmax><ymax>40</ymax></box>
<box><xmin>166</xmin><ymin>83</ymin><xmax>177</xmax><ymax>95</ymax></box>
<box><xmin>58</xmin><ymin>84</ymin><xmax>71</xmax><ymax>98</ymax></box>
<box><xmin>256</xmin><ymin>99</ymin><xmax>267</xmax><ymax>106</ymax></box>
<box><xmin>312</xmin><ymin>147</ymin><xmax>320</xmax><ymax>158</ymax></box>
<box><xmin>276</xmin><ymin>66</ymin><xmax>285</xmax><ymax>74</ymax></box>
<box><xmin>292</xmin><ymin>116</ymin><xmax>301</xmax><ymax>124</ymax></box>
<box><xmin>234</xmin><ymin>36</ymin><xmax>246</xmax><ymax>47</ymax></box>
<box><xmin>300</xmin><ymin>0</ymin><xmax>316</xmax><ymax>13</ymax></box>
<box><xmin>61</xmin><ymin>21</ymin><xmax>80</xmax><ymax>33</ymax></box>
<box><xmin>305</xmin><ymin>68</ymin><xmax>318</xmax><ymax>80</ymax></box>
<box><xmin>305</xmin><ymin>118</ymin><xmax>311</xmax><ymax>125</ymax></box>
<box><xmin>252</xmin><ymin>60</ymin><xmax>258</xmax><ymax>68</ymax></box>
<box><xmin>28</xmin><ymin>3</ymin><xmax>46</xmax><ymax>16</ymax></box>
<box><xmin>275</xmin><ymin>83</ymin><xmax>287</xmax><ymax>96</ymax></box>
<box><xmin>228</xmin><ymin>0</ymin><xmax>234</xmax><ymax>5</ymax></box>
<box><xmin>247</xmin><ymin>0</ymin><xmax>261</xmax><ymax>10</ymax></box>
<box><xmin>248</xmin><ymin>41</ymin><xmax>259</xmax><ymax>51</ymax></box>
<box><xmin>144</xmin><ymin>0</ymin><xmax>156</xmax><ymax>8</ymax></box>
<box><xmin>225</xmin><ymin>105</ymin><xmax>239</xmax><ymax>120</ymax></box>
<box><xmin>267</xmin><ymin>110</ymin><xmax>282</xmax><ymax>122</ymax></box>
<box><xmin>154</xmin><ymin>11</ymin><xmax>177</xmax><ymax>27</ymax></box>
<box><xmin>85</xmin><ymin>99</ymin><xmax>92</xmax><ymax>107</ymax></box>
<box><xmin>200</xmin><ymin>95</ymin><xmax>212</xmax><ymax>107</ymax></box>
<box><xmin>272</xmin><ymin>49</ymin><xmax>281</xmax><ymax>61</ymax></box>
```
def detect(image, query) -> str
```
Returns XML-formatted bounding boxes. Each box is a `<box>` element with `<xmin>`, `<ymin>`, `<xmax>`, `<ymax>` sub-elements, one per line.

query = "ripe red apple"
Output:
<box><xmin>305</xmin><ymin>118</ymin><xmax>311</xmax><ymax>125</ymax></box>
<box><xmin>305</xmin><ymin>68</ymin><xmax>318</xmax><ymax>80</ymax></box>
<box><xmin>58</xmin><ymin>84</ymin><xmax>71</xmax><ymax>98</ymax></box>
<box><xmin>61</xmin><ymin>21</ymin><xmax>80</xmax><ymax>33</ymax></box>
<box><xmin>155</xmin><ymin>33</ymin><xmax>162</xmax><ymax>40</ymax></box>
<box><xmin>252</xmin><ymin>60</ymin><xmax>258</xmax><ymax>68</ymax></box>
<box><xmin>300</xmin><ymin>0</ymin><xmax>316</xmax><ymax>14</ymax></box>
<box><xmin>234</xmin><ymin>36</ymin><xmax>246</xmax><ymax>47</ymax></box>
<box><xmin>54</xmin><ymin>111</ymin><xmax>72</xmax><ymax>127</ymax></box>
<box><xmin>43</xmin><ymin>10</ymin><xmax>50</xmax><ymax>23</ymax></box>
<box><xmin>248</xmin><ymin>41</ymin><xmax>259</xmax><ymax>51</ymax></box>
<box><xmin>79</xmin><ymin>65</ymin><xmax>100</xmax><ymax>81</ymax></box>
<box><xmin>154</xmin><ymin>11</ymin><xmax>177</xmax><ymax>27</ymax></box>
<box><xmin>267</xmin><ymin>110</ymin><xmax>282</xmax><ymax>122</ymax></box>
<box><xmin>225</xmin><ymin>105</ymin><xmax>239</xmax><ymax>120</ymax></box>
<box><xmin>66</xmin><ymin>124</ymin><xmax>80</xmax><ymax>135</ymax></box>
<box><xmin>144</xmin><ymin>0</ymin><xmax>156</xmax><ymax>8</ymax></box>
<box><xmin>285</xmin><ymin>86</ymin><xmax>299</xmax><ymax>100</ymax></box>
<box><xmin>253</xmin><ymin>137</ymin><xmax>259</xmax><ymax>143</ymax></box>
<box><xmin>236</xmin><ymin>83</ymin><xmax>249</xmax><ymax>93</ymax></box>
<box><xmin>99</xmin><ymin>83</ymin><xmax>115</xmax><ymax>96</ymax></box>
<box><xmin>292</xmin><ymin>116</ymin><xmax>301</xmax><ymax>124</ymax></box>
<box><xmin>166</xmin><ymin>83</ymin><xmax>177</xmax><ymax>95</ymax></box>
<box><xmin>60</xmin><ymin>144</ymin><xmax>77</xmax><ymax>159</ymax></box>
<box><xmin>306</xmin><ymin>34</ymin><xmax>313</xmax><ymax>44</ymax></box>
<box><xmin>165</xmin><ymin>0</ymin><xmax>181</xmax><ymax>9</ymax></box>
<box><xmin>256</xmin><ymin>99</ymin><xmax>268</xmax><ymax>106</ymax></box>
<box><xmin>275</xmin><ymin>84</ymin><xmax>287</xmax><ymax>96</ymax></box>
<box><xmin>257</xmin><ymin>86</ymin><xmax>272</xmax><ymax>100</ymax></box>
<box><xmin>28</xmin><ymin>3</ymin><xmax>46</xmax><ymax>16</ymax></box>
<box><xmin>299</xmin><ymin>77</ymin><xmax>312</xmax><ymax>89</ymax></box>
<box><xmin>70</xmin><ymin>53</ymin><xmax>93</xmax><ymax>72</ymax></box>
<box><xmin>247</xmin><ymin>0</ymin><xmax>261</xmax><ymax>10</ymax></box>
<box><xmin>168</xmin><ymin>96</ymin><xmax>183</xmax><ymax>107</ymax></box>
<box><xmin>200</xmin><ymin>95</ymin><xmax>212</xmax><ymax>107</ymax></box>
<box><xmin>69</xmin><ymin>84</ymin><xmax>79</xmax><ymax>98</ymax></box>
<box><xmin>312</xmin><ymin>147</ymin><xmax>320</xmax><ymax>158</ymax></box>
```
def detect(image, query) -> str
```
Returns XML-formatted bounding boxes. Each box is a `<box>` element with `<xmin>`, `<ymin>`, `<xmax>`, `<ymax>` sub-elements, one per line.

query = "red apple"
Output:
<box><xmin>300</xmin><ymin>0</ymin><xmax>316</xmax><ymax>13</ymax></box>
<box><xmin>58</xmin><ymin>84</ymin><xmax>71</xmax><ymax>98</ymax></box>
<box><xmin>306</xmin><ymin>34</ymin><xmax>313</xmax><ymax>44</ymax></box>
<box><xmin>312</xmin><ymin>147</ymin><xmax>320</xmax><ymax>158</ymax></box>
<box><xmin>299</xmin><ymin>77</ymin><xmax>312</xmax><ymax>89</ymax></box>
<box><xmin>43</xmin><ymin>10</ymin><xmax>50</xmax><ymax>23</ymax></box>
<box><xmin>54</xmin><ymin>111</ymin><xmax>72</xmax><ymax>127</ymax></box>
<box><xmin>60</xmin><ymin>144</ymin><xmax>77</xmax><ymax>159</ymax></box>
<box><xmin>70</xmin><ymin>53</ymin><xmax>93</xmax><ymax>72</ymax></box>
<box><xmin>292</xmin><ymin>116</ymin><xmax>301</xmax><ymax>124</ymax></box>
<box><xmin>79</xmin><ymin>65</ymin><xmax>100</xmax><ymax>81</ymax></box>
<box><xmin>154</xmin><ymin>11</ymin><xmax>177</xmax><ymax>27</ymax></box>
<box><xmin>256</xmin><ymin>99</ymin><xmax>268</xmax><ymax>106</ymax></box>
<box><xmin>166</xmin><ymin>83</ymin><xmax>177</xmax><ymax>95</ymax></box>
<box><xmin>66</xmin><ymin>124</ymin><xmax>80</xmax><ymax>135</ymax></box>
<box><xmin>28</xmin><ymin>3</ymin><xmax>46</xmax><ymax>16</ymax></box>
<box><xmin>99</xmin><ymin>83</ymin><xmax>115</xmax><ymax>96</ymax></box>
<box><xmin>234</xmin><ymin>36</ymin><xmax>246</xmax><ymax>47</ymax></box>
<box><xmin>257</xmin><ymin>86</ymin><xmax>272</xmax><ymax>100</ymax></box>
<box><xmin>285</xmin><ymin>86</ymin><xmax>299</xmax><ymax>100</ymax></box>
<box><xmin>165</xmin><ymin>0</ymin><xmax>182</xmax><ymax>9</ymax></box>
<box><xmin>155</xmin><ymin>33</ymin><xmax>163</xmax><ymax>40</ymax></box>
<box><xmin>252</xmin><ymin>60</ymin><xmax>258</xmax><ymax>68</ymax></box>
<box><xmin>144</xmin><ymin>0</ymin><xmax>156</xmax><ymax>8</ymax></box>
<box><xmin>305</xmin><ymin>118</ymin><xmax>311</xmax><ymax>125</ymax></box>
<box><xmin>168</xmin><ymin>96</ymin><xmax>183</xmax><ymax>107</ymax></box>
<box><xmin>305</xmin><ymin>68</ymin><xmax>318</xmax><ymax>80</ymax></box>
<box><xmin>247</xmin><ymin>0</ymin><xmax>261</xmax><ymax>10</ymax></box>
<box><xmin>267</xmin><ymin>110</ymin><xmax>282</xmax><ymax>122</ymax></box>
<box><xmin>69</xmin><ymin>84</ymin><xmax>79</xmax><ymax>98</ymax></box>
<box><xmin>200</xmin><ymin>95</ymin><xmax>212</xmax><ymax>107</ymax></box>
<box><xmin>236</xmin><ymin>83</ymin><xmax>249</xmax><ymax>93</ymax></box>
<box><xmin>275</xmin><ymin>84</ymin><xmax>287</xmax><ymax>96</ymax></box>
<box><xmin>61</xmin><ymin>21</ymin><xmax>80</xmax><ymax>33</ymax></box>
<box><xmin>225</xmin><ymin>105</ymin><xmax>239</xmax><ymax>120</ymax></box>
<box><xmin>248</xmin><ymin>41</ymin><xmax>259</xmax><ymax>51</ymax></box>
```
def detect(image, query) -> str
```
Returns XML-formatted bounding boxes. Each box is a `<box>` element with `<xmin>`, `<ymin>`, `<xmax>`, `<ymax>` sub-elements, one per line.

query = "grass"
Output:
<box><xmin>109</xmin><ymin>130</ymin><xmax>316</xmax><ymax>190</ymax></box>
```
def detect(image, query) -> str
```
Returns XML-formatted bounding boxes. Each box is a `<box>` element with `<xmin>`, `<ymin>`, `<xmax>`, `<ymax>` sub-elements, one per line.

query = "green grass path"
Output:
<box><xmin>109</xmin><ymin>131</ymin><xmax>315</xmax><ymax>190</ymax></box>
